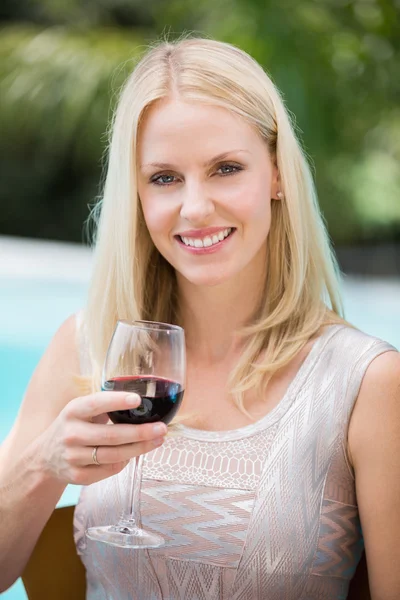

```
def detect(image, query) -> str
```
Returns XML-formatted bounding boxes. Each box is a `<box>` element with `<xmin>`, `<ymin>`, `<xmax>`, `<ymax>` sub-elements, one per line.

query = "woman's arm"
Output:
<box><xmin>348</xmin><ymin>350</ymin><xmax>400</xmax><ymax>600</ymax></box>
<box><xmin>0</xmin><ymin>316</ymin><xmax>79</xmax><ymax>591</ymax></box>
<box><xmin>0</xmin><ymin>315</ymin><xmax>167</xmax><ymax>592</ymax></box>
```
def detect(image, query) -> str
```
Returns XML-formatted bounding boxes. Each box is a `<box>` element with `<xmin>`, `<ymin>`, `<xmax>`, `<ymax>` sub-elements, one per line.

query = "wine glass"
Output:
<box><xmin>86</xmin><ymin>320</ymin><xmax>186</xmax><ymax>548</ymax></box>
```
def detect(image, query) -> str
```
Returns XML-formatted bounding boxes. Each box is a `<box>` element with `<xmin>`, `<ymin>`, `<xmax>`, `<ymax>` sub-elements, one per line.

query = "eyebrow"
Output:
<box><xmin>140</xmin><ymin>149</ymin><xmax>250</xmax><ymax>171</ymax></box>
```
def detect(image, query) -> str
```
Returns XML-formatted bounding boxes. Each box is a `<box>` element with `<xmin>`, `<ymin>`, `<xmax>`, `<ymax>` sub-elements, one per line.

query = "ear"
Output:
<box><xmin>271</xmin><ymin>163</ymin><xmax>282</xmax><ymax>200</ymax></box>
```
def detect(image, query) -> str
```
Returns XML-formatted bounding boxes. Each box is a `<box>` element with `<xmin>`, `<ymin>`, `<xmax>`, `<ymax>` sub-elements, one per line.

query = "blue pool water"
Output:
<box><xmin>0</xmin><ymin>273</ymin><xmax>399</xmax><ymax>599</ymax></box>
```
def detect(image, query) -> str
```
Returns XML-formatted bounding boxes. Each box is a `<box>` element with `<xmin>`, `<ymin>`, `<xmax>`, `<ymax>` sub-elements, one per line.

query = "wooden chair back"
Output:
<box><xmin>21</xmin><ymin>505</ymin><xmax>86</xmax><ymax>600</ymax></box>
<box><xmin>348</xmin><ymin>550</ymin><xmax>371</xmax><ymax>600</ymax></box>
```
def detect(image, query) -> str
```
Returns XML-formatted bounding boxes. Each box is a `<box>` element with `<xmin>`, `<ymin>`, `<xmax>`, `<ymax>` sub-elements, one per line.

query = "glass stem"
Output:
<box><xmin>121</xmin><ymin>455</ymin><xmax>142</xmax><ymax>529</ymax></box>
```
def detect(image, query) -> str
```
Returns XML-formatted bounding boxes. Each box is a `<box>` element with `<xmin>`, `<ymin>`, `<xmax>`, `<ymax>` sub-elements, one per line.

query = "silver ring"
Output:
<box><xmin>92</xmin><ymin>446</ymin><xmax>101</xmax><ymax>466</ymax></box>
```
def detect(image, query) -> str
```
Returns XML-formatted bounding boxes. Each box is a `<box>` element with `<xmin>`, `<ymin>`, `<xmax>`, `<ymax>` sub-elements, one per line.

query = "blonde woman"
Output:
<box><xmin>1</xmin><ymin>38</ymin><xmax>399</xmax><ymax>600</ymax></box>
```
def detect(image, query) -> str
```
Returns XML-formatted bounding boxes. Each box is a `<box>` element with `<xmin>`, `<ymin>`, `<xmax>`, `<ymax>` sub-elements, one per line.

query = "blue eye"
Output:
<box><xmin>151</xmin><ymin>174</ymin><xmax>176</xmax><ymax>186</ymax></box>
<box><xmin>217</xmin><ymin>164</ymin><xmax>242</xmax><ymax>175</ymax></box>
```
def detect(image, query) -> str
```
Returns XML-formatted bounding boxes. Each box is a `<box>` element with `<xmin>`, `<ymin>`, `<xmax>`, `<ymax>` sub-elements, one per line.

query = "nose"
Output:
<box><xmin>179</xmin><ymin>181</ymin><xmax>215</xmax><ymax>225</ymax></box>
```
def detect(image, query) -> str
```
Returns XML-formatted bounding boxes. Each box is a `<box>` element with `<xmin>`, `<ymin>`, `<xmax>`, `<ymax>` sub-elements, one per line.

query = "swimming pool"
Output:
<box><xmin>1</xmin><ymin>237</ymin><xmax>399</xmax><ymax>600</ymax></box>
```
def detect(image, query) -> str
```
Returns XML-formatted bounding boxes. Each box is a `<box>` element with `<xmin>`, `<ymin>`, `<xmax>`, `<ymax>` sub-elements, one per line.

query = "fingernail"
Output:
<box><xmin>152</xmin><ymin>437</ymin><xmax>165</xmax><ymax>447</ymax></box>
<box><xmin>126</xmin><ymin>393</ymin><xmax>140</xmax><ymax>405</ymax></box>
<box><xmin>153</xmin><ymin>423</ymin><xmax>167</xmax><ymax>435</ymax></box>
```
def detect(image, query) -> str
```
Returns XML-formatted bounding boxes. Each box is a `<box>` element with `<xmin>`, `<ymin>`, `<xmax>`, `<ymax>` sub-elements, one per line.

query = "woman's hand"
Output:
<box><xmin>34</xmin><ymin>391</ymin><xmax>167</xmax><ymax>486</ymax></box>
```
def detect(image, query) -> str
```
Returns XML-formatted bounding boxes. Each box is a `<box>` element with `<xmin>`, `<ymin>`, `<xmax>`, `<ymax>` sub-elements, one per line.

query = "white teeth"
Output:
<box><xmin>179</xmin><ymin>227</ymin><xmax>233</xmax><ymax>248</ymax></box>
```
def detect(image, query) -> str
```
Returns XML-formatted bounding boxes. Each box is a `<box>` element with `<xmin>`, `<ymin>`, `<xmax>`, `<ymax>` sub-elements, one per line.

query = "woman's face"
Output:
<box><xmin>137</xmin><ymin>99</ymin><xmax>280</xmax><ymax>288</ymax></box>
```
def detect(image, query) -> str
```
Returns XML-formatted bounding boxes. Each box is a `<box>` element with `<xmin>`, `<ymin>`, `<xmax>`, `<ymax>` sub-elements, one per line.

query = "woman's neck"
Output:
<box><xmin>177</xmin><ymin>265</ymin><xmax>266</xmax><ymax>364</ymax></box>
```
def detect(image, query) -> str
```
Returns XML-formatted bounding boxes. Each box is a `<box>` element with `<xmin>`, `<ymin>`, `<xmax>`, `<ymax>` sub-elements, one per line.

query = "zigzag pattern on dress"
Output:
<box><xmin>230</xmin><ymin>337</ymin><xmax>341</xmax><ymax>598</ymax></box>
<box><xmin>141</xmin><ymin>480</ymin><xmax>256</xmax><ymax>566</ymax></box>
<box><xmin>228</xmin><ymin>329</ymin><xmax>393</xmax><ymax>599</ymax></box>
<box><xmin>164</xmin><ymin>558</ymin><xmax>228</xmax><ymax>599</ymax></box>
<box><xmin>73</xmin><ymin>320</ymin><xmax>396</xmax><ymax>600</ymax></box>
<box><xmin>312</xmin><ymin>499</ymin><xmax>363</xmax><ymax>578</ymax></box>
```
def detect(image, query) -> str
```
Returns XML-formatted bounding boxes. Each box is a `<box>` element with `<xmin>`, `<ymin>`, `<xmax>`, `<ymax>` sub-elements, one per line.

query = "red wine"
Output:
<box><xmin>104</xmin><ymin>376</ymin><xmax>184</xmax><ymax>425</ymax></box>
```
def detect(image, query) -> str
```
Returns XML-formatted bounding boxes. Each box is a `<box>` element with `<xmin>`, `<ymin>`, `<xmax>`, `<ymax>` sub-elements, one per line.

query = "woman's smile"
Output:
<box><xmin>175</xmin><ymin>226</ymin><xmax>236</xmax><ymax>254</ymax></box>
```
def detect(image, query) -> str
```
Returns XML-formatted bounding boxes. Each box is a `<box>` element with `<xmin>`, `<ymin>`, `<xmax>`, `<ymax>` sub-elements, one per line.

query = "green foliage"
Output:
<box><xmin>0</xmin><ymin>24</ymin><xmax>148</xmax><ymax>241</ymax></box>
<box><xmin>1</xmin><ymin>0</ymin><xmax>399</xmax><ymax>244</ymax></box>
<box><xmin>149</xmin><ymin>0</ymin><xmax>400</xmax><ymax>243</ymax></box>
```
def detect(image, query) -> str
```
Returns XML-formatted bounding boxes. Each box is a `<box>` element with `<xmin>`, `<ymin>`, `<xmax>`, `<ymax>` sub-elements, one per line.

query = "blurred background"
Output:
<box><xmin>0</xmin><ymin>1</ymin><xmax>399</xmax><ymax>598</ymax></box>
<box><xmin>1</xmin><ymin>0</ymin><xmax>400</xmax><ymax>259</ymax></box>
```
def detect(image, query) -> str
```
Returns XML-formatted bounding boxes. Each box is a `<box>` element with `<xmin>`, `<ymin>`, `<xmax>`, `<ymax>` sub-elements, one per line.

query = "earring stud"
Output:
<box><xmin>276</xmin><ymin>191</ymin><xmax>283</xmax><ymax>200</ymax></box>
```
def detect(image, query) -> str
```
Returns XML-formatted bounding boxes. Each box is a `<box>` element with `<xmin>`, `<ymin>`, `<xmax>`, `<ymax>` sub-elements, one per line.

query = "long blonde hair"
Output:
<box><xmin>85</xmin><ymin>36</ymin><xmax>345</xmax><ymax>409</ymax></box>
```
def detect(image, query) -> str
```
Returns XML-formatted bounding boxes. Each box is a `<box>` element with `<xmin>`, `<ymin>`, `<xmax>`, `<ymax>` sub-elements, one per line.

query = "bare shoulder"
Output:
<box><xmin>352</xmin><ymin>348</ymin><xmax>399</xmax><ymax>418</ymax></box>
<box><xmin>0</xmin><ymin>313</ymin><xmax>83</xmax><ymax>459</ymax></box>
<box><xmin>36</xmin><ymin>313</ymin><xmax>81</xmax><ymax>383</ymax></box>
<box><xmin>360</xmin><ymin>347</ymin><xmax>400</xmax><ymax>388</ymax></box>
<box><xmin>348</xmin><ymin>349</ymin><xmax>400</xmax><ymax>466</ymax></box>
<box><xmin>24</xmin><ymin>312</ymin><xmax>83</xmax><ymax>416</ymax></box>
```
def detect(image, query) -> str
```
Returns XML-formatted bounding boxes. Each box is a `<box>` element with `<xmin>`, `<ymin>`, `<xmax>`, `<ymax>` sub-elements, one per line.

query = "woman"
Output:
<box><xmin>0</xmin><ymin>37</ymin><xmax>399</xmax><ymax>599</ymax></box>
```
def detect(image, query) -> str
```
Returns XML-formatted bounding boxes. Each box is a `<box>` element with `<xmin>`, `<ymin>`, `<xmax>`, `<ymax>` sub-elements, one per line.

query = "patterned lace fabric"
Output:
<box><xmin>73</xmin><ymin>318</ymin><xmax>395</xmax><ymax>599</ymax></box>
